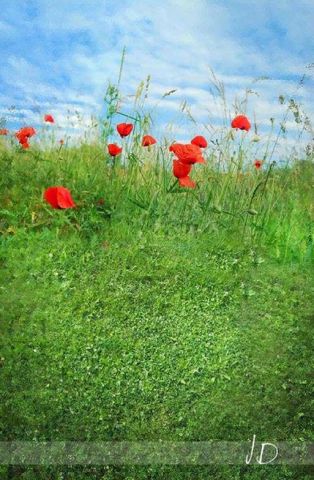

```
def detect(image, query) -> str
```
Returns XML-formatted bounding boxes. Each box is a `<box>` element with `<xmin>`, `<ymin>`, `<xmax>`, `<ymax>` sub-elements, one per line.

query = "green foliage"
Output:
<box><xmin>0</xmin><ymin>141</ymin><xmax>313</xmax><ymax>263</ymax></box>
<box><xmin>0</xmin><ymin>227</ymin><xmax>313</xmax><ymax>479</ymax></box>
<box><xmin>0</xmin><ymin>61</ymin><xmax>313</xmax><ymax>479</ymax></box>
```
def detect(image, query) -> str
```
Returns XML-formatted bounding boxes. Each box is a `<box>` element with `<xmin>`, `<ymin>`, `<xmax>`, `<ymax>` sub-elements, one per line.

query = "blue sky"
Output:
<box><xmin>1</xmin><ymin>0</ymin><xmax>313</xmax><ymax>152</ymax></box>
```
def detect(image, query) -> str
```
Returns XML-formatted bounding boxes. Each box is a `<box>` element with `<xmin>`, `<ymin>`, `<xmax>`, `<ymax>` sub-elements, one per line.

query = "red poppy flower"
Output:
<box><xmin>44</xmin><ymin>114</ymin><xmax>54</xmax><ymax>123</ymax></box>
<box><xmin>44</xmin><ymin>187</ymin><xmax>76</xmax><ymax>209</ymax></box>
<box><xmin>178</xmin><ymin>176</ymin><xmax>196</xmax><ymax>188</ymax></box>
<box><xmin>191</xmin><ymin>135</ymin><xmax>207</xmax><ymax>148</ymax></box>
<box><xmin>231</xmin><ymin>115</ymin><xmax>251</xmax><ymax>131</ymax></box>
<box><xmin>108</xmin><ymin>143</ymin><xmax>122</xmax><ymax>156</ymax></box>
<box><xmin>15</xmin><ymin>126</ymin><xmax>36</xmax><ymax>141</ymax></box>
<box><xmin>173</xmin><ymin>159</ymin><xmax>192</xmax><ymax>178</ymax></box>
<box><xmin>15</xmin><ymin>126</ymin><xmax>36</xmax><ymax>148</ymax></box>
<box><xmin>169</xmin><ymin>143</ymin><xmax>205</xmax><ymax>165</ymax></box>
<box><xmin>172</xmin><ymin>159</ymin><xmax>196</xmax><ymax>189</ymax></box>
<box><xmin>20</xmin><ymin>139</ymin><xmax>30</xmax><ymax>149</ymax></box>
<box><xmin>116</xmin><ymin>123</ymin><xmax>133</xmax><ymax>137</ymax></box>
<box><xmin>0</xmin><ymin>129</ymin><xmax>8</xmax><ymax>135</ymax></box>
<box><xmin>254</xmin><ymin>160</ymin><xmax>263</xmax><ymax>169</ymax></box>
<box><xmin>142</xmin><ymin>135</ymin><xmax>157</xmax><ymax>147</ymax></box>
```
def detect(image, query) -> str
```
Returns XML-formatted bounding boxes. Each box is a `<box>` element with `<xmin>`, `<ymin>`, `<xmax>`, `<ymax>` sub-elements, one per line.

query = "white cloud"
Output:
<box><xmin>0</xmin><ymin>0</ymin><xmax>313</xmax><ymax>155</ymax></box>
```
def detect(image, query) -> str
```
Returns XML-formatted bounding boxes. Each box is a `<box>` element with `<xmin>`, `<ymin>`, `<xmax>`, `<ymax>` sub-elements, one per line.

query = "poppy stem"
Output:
<box><xmin>116</xmin><ymin>111</ymin><xmax>139</xmax><ymax>122</ymax></box>
<box><xmin>166</xmin><ymin>179</ymin><xmax>179</xmax><ymax>193</ymax></box>
<box><xmin>255</xmin><ymin>160</ymin><xmax>277</xmax><ymax>240</ymax></box>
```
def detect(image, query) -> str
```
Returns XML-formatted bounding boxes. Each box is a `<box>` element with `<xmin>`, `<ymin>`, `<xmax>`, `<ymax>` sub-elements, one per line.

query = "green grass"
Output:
<box><xmin>0</xmin><ymin>139</ymin><xmax>313</xmax><ymax>479</ymax></box>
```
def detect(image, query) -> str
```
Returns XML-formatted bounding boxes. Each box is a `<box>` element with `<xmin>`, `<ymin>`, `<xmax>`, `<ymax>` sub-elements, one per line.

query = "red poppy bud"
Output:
<box><xmin>116</xmin><ymin>123</ymin><xmax>133</xmax><ymax>137</ymax></box>
<box><xmin>0</xmin><ymin>129</ymin><xmax>8</xmax><ymax>135</ymax></box>
<box><xmin>44</xmin><ymin>114</ymin><xmax>54</xmax><ymax>123</ymax></box>
<box><xmin>231</xmin><ymin>115</ymin><xmax>251</xmax><ymax>131</ymax></box>
<box><xmin>191</xmin><ymin>135</ymin><xmax>207</xmax><ymax>148</ymax></box>
<box><xmin>108</xmin><ymin>143</ymin><xmax>122</xmax><ymax>156</ymax></box>
<box><xmin>254</xmin><ymin>160</ymin><xmax>263</xmax><ymax>169</ymax></box>
<box><xmin>142</xmin><ymin>135</ymin><xmax>157</xmax><ymax>147</ymax></box>
<box><xmin>44</xmin><ymin>187</ymin><xmax>76</xmax><ymax>209</ymax></box>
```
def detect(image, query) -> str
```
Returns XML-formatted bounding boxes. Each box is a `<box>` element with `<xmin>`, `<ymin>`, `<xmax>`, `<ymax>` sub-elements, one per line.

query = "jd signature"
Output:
<box><xmin>245</xmin><ymin>435</ymin><xmax>279</xmax><ymax>464</ymax></box>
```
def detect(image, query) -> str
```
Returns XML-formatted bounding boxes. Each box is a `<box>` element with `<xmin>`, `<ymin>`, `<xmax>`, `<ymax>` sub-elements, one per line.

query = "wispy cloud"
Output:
<box><xmin>1</xmin><ymin>0</ymin><xmax>313</xmax><ymax>152</ymax></box>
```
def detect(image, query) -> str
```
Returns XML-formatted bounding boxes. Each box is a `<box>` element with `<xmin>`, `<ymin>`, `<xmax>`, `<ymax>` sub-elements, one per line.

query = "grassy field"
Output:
<box><xmin>0</xmin><ymin>91</ymin><xmax>313</xmax><ymax>480</ymax></box>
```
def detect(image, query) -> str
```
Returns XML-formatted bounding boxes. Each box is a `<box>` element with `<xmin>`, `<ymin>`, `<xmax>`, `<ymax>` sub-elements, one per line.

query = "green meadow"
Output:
<box><xmin>0</xmin><ymin>75</ymin><xmax>313</xmax><ymax>479</ymax></box>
